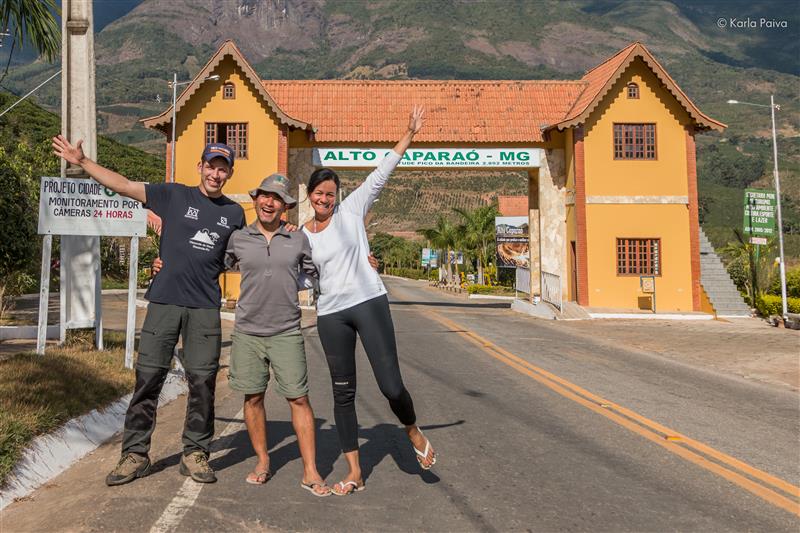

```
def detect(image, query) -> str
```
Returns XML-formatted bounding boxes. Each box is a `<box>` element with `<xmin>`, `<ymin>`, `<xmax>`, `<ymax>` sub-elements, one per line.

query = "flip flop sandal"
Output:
<box><xmin>245</xmin><ymin>470</ymin><xmax>273</xmax><ymax>485</ymax></box>
<box><xmin>332</xmin><ymin>480</ymin><xmax>365</xmax><ymax>496</ymax></box>
<box><xmin>413</xmin><ymin>431</ymin><xmax>437</xmax><ymax>470</ymax></box>
<box><xmin>301</xmin><ymin>480</ymin><xmax>332</xmax><ymax>497</ymax></box>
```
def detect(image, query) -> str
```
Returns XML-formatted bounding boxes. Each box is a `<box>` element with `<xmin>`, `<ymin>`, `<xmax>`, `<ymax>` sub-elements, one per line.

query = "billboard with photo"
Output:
<box><xmin>421</xmin><ymin>248</ymin><xmax>438</xmax><ymax>268</ymax></box>
<box><xmin>495</xmin><ymin>216</ymin><xmax>529</xmax><ymax>268</ymax></box>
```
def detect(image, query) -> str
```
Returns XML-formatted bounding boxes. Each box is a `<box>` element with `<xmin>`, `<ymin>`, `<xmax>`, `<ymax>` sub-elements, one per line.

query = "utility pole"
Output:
<box><xmin>770</xmin><ymin>95</ymin><xmax>788</xmax><ymax>319</ymax></box>
<box><xmin>60</xmin><ymin>0</ymin><xmax>102</xmax><ymax>348</ymax></box>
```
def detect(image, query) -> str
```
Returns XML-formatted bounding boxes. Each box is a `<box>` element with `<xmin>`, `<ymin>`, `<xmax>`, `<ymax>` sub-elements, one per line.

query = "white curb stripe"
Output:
<box><xmin>587</xmin><ymin>313</ymin><xmax>714</xmax><ymax>320</ymax></box>
<box><xmin>150</xmin><ymin>408</ymin><xmax>245</xmax><ymax>533</ymax></box>
<box><xmin>0</xmin><ymin>369</ymin><xmax>187</xmax><ymax>511</ymax></box>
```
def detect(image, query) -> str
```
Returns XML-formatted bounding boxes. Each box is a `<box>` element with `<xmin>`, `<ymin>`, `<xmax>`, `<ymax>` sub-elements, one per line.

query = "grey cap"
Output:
<box><xmin>249</xmin><ymin>173</ymin><xmax>297</xmax><ymax>208</ymax></box>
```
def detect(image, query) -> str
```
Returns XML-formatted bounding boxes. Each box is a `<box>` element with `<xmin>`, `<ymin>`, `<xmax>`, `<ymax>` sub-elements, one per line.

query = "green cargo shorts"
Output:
<box><xmin>228</xmin><ymin>328</ymin><xmax>309</xmax><ymax>398</ymax></box>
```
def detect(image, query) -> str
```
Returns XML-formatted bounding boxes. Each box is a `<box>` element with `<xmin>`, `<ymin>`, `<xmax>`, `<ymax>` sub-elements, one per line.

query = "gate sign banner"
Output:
<box><xmin>38</xmin><ymin>177</ymin><xmax>148</xmax><ymax>237</ymax></box>
<box><xmin>313</xmin><ymin>147</ymin><xmax>541</xmax><ymax>168</ymax></box>
<box><xmin>743</xmin><ymin>188</ymin><xmax>777</xmax><ymax>238</ymax></box>
<box><xmin>495</xmin><ymin>216</ymin><xmax>529</xmax><ymax>268</ymax></box>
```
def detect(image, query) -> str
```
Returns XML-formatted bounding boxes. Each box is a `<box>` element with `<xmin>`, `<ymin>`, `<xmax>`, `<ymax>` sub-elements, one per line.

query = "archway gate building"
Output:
<box><xmin>143</xmin><ymin>40</ymin><xmax>725</xmax><ymax>313</ymax></box>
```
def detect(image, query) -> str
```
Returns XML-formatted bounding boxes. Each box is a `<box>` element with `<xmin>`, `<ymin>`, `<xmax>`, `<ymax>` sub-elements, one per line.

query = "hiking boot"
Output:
<box><xmin>105</xmin><ymin>452</ymin><xmax>151</xmax><ymax>486</ymax></box>
<box><xmin>180</xmin><ymin>451</ymin><xmax>217</xmax><ymax>483</ymax></box>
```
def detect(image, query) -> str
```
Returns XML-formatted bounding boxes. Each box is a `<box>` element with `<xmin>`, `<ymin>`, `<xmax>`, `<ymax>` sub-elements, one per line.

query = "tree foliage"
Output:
<box><xmin>719</xmin><ymin>230</ymin><xmax>776</xmax><ymax>304</ymax></box>
<box><xmin>0</xmin><ymin>147</ymin><xmax>39</xmax><ymax>275</ymax></box>
<box><xmin>453</xmin><ymin>203</ymin><xmax>498</xmax><ymax>284</ymax></box>
<box><xmin>0</xmin><ymin>0</ymin><xmax>60</xmax><ymax>62</ymax></box>
<box><xmin>369</xmin><ymin>232</ymin><xmax>421</xmax><ymax>270</ymax></box>
<box><xmin>417</xmin><ymin>215</ymin><xmax>458</xmax><ymax>283</ymax></box>
<box><xmin>698</xmin><ymin>143</ymin><xmax>765</xmax><ymax>189</ymax></box>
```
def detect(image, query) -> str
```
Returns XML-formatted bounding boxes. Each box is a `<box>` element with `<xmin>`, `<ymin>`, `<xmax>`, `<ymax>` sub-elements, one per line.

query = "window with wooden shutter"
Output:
<box><xmin>203</xmin><ymin>123</ymin><xmax>248</xmax><ymax>159</ymax></box>
<box><xmin>616</xmin><ymin>238</ymin><xmax>661</xmax><ymax>275</ymax></box>
<box><xmin>613</xmin><ymin>123</ymin><xmax>656</xmax><ymax>160</ymax></box>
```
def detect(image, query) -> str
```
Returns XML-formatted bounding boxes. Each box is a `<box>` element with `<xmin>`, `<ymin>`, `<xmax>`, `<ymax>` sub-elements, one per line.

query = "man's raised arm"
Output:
<box><xmin>52</xmin><ymin>135</ymin><xmax>146</xmax><ymax>204</ymax></box>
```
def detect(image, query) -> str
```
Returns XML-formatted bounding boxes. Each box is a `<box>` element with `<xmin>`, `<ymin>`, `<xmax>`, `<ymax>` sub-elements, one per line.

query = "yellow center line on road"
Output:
<box><xmin>421</xmin><ymin>309</ymin><xmax>800</xmax><ymax>518</ymax></box>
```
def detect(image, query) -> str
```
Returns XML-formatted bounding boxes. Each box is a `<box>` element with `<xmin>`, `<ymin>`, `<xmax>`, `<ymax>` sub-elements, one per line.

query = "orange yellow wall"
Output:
<box><xmin>582</xmin><ymin>59</ymin><xmax>695</xmax><ymax>311</ymax></box>
<box><xmin>583</xmin><ymin>60</ymin><xmax>690</xmax><ymax>197</ymax></box>
<box><xmin>174</xmin><ymin>59</ymin><xmax>281</xmax><ymax>199</ymax></box>
<box><xmin>173</xmin><ymin>57</ymin><xmax>283</xmax><ymax>300</ymax></box>
<box><xmin>586</xmin><ymin>204</ymin><xmax>693</xmax><ymax>310</ymax></box>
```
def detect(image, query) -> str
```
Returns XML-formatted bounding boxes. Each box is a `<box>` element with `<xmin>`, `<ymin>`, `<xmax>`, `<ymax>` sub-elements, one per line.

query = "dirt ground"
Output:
<box><xmin>552</xmin><ymin>317</ymin><xmax>799</xmax><ymax>391</ymax></box>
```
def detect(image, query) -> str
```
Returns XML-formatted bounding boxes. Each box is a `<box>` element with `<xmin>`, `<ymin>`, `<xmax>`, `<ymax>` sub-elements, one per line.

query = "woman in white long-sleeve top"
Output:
<box><xmin>303</xmin><ymin>106</ymin><xmax>436</xmax><ymax>495</ymax></box>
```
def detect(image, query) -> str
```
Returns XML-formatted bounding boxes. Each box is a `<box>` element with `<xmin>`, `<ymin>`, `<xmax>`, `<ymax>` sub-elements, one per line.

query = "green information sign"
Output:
<box><xmin>743</xmin><ymin>188</ymin><xmax>777</xmax><ymax>239</ymax></box>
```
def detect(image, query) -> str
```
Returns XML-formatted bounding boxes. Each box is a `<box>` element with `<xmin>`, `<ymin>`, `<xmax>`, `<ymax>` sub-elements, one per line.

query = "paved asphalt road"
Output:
<box><xmin>3</xmin><ymin>277</ymin><xmax>799</xmax><ymax>532</ymax></box>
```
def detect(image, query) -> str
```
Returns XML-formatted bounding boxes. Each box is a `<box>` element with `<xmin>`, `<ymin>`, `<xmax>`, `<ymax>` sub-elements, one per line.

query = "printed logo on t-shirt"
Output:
<box><xmin>217</xmin><ymin>216</ymin><xmax>229</xmax><ymax>229</ymax></box>
<box><xmin>189</xmin><ymin>228</ymin><xmax>220</xmax><ymax>252</ymax></box>
<box><xmin>185</xmin><ymin>207</ymin><xmax>199</xmax><ymax>220</ymax></box>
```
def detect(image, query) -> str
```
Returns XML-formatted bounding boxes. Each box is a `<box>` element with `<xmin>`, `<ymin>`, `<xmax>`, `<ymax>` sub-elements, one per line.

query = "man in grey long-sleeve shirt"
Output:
<box><xmin>224</xmin><ymin>173</ymin><xmax>331</xmax><ymax>496</ymax></box>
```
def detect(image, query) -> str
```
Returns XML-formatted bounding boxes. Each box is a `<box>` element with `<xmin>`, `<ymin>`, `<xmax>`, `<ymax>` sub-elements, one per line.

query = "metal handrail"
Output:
<box><xmin>515</xmin><ymin>266</ymin><xmax>531</xmax><ymax>296</ymax></box>
<box><xmin>541</xmin><ymin>271</ymin><xmax>562</xmax><ymax>312</ymax></box>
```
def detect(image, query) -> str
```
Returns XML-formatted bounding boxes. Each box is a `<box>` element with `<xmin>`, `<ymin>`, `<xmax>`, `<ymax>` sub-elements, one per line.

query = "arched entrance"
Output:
<box><xmin>285</xmin><ymin>145</ymin><xmax>568</xmax><ymax>300</ymax></box>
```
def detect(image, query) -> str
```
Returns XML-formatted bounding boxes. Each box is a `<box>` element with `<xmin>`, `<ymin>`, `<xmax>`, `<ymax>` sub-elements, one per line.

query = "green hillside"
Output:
<box><xmin>0</xmin><ymin>92</ymin><xmax>164</xmax><ymax>183</ymax></box>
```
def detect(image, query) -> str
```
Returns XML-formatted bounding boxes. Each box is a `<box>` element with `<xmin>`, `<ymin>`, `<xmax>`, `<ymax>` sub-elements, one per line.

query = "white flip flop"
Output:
<box><xmin>413</xmin><ymin>430</ymin><xmax>437</xmax><ymax>470</ymax></box>
<box><xmin>332</xmin><ymin>480</ymin><xmax>366</xmax><ymax>496</ymax></box>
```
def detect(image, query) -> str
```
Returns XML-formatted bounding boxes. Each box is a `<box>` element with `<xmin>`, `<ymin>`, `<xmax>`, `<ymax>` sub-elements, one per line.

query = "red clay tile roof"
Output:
<box><xmin>142</xmin><ymin>40</ymin><xmax>724</xmax><ymax>141</ymax></box>
<box><xmin>498</xmin><ymin>196</ymin><xmax>528</xmax><ymax>216</ymax></box>
<box><xmin>142</xmin><ymin>41</ymin><xmax>309</xmax><ymax>132</ymax></box>
<box><xmin>262</xmin><ymin>80</ymin><xmax>587</xmax><ymax>143</ymax></box>
<box><xmin>550</xmin><ymin>42</ymin><xmax>725</xmax><ymax>132</ymax></box>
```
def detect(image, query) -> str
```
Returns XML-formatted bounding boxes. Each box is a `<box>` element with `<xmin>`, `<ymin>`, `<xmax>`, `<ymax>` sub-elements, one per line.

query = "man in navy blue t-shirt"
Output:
<box><xmin>53</xmin><ymin>136</ymin><xmax>245</xmax><ymax>485</ymax></box>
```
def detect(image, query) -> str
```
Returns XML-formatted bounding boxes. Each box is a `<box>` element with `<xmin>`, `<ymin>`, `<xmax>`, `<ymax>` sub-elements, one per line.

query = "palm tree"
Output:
<box><xmin>454</xmin><ymin>203</ymin><xmax>499</xmax><ymax>284</ymax></box>
<box><xmin>1</xmin><ymin>0</ymin><xmax>60</xmax><ymax>62</ymax></box>
<box><xmin>418</xmin><ymin>215</ymin><xmax>457</xmax><ymax>284</ymax></box>
<box><xmin>720</xmin><ymin>229</ymin><xmax>776</xmax><ymax>306</ymax></box>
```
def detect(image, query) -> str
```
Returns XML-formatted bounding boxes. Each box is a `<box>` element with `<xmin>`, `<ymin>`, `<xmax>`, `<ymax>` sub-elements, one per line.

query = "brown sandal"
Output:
<box><xmin>301</xmin><ymin>480</ymin><xmax>332</xmax><ymax>497</ymax></box>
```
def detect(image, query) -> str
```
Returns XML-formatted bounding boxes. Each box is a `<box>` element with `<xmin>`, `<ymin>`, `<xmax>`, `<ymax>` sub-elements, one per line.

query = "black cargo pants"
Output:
<box><xmin>122</xmin><ymin>303</ymin><xmax>221</xmax><ymax>456</ymax></box>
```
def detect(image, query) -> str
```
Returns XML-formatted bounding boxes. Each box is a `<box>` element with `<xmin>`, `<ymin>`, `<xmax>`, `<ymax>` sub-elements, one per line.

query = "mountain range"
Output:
<box><xmin>1</xmin><ymin>0</ymin><xmax>797</xmax><ymax>250</ymax></box>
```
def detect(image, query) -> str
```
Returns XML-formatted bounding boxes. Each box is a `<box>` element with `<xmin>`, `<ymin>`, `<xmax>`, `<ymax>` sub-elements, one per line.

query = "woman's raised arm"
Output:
<box><xmin>340</xmin><ymin>106</ymin><xmax>425</xmax><ymax>217</ymax></box>
<box><xmin>391</xmin><ymin>104</ymin><xmax>424</xmax><ymax>157</ymax></box>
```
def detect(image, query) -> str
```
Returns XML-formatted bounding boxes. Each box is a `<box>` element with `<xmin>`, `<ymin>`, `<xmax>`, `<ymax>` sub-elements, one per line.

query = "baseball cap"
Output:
<box><xmin>249</xmin><ymin>173</ymin><xmax>297</xmax><ymax>208</ymax></box>
<box><xmin>201</xmin><ymin>143</ymin><xmax>235</xmax><ymax>167</ymax></box>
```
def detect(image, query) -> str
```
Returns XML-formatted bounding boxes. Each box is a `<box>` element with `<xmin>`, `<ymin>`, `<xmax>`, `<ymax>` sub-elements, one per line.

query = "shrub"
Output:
<box><xmin>384</xmin><ymin>267</ymin><xmax>428</xmax><ymax>280</ymax></box>
<box><xmin>466</xmin><ymin>284</ymin><xmax>513</xmax><ymax>295</ymax></box>
<box><xmin>768</xmin><ymin>266</ymin><xmax>800</xmax><ymax>298</ymax></box>
<box><xmin>726</xmin><ymin>259</ymin><xmax>748</xmax><ymax>293</ymax></box>
<box><xmin>755</xmin><ymin>294</ymin><xmax>800</xmax><ymax>317</ymax></box>
<box><xmin>0</xmin><ymin>271</ymin><xmax>37</xmax><ymax>321</ymax></box>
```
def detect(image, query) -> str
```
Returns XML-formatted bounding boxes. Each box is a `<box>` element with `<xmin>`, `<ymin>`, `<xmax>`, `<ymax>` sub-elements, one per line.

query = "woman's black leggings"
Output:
<box><xmin>316</xmin><ymin>294</ymin><xmax>416</xmax><ymax>452</ymax></box>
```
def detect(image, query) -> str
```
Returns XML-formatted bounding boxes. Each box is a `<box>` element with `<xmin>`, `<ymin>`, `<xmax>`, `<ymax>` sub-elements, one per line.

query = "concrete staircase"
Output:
<box><xmin>699</xmin><ymin>229</ymin><xmax>751</xmax><ymax>317</ymax></box>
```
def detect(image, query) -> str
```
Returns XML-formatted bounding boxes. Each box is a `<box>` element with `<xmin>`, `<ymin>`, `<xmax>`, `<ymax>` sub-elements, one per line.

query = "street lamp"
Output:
<box><xmin>169</xmin><ymin>73</ymin><xmax>220</xmax><ymax>182</ymax></box>
<box><xmin>727</xmin><ymin>96</ymin><xmax>788</xmax><ymax>319</ymax></box>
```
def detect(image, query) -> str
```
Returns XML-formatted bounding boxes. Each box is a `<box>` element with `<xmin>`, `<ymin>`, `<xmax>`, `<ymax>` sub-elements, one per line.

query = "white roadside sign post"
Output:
<box><xmin>37</xmin><ymin>176</ymin><xmax>148</xmax><ymax>368</ymax></box>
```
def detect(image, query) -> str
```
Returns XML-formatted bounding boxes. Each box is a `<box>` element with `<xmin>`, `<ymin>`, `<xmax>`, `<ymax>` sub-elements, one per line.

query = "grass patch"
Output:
<box><xmin>466</xmin><ymin>284</ymin><xmax>516</xmax><ymax>296</ymax></box>
<box><xmin>101</xmin><ymin>276</ymin><xmax>129</xmax><ymax>290</ymax></box>
<box><xmin>0</xmin><ymin>331</ymin><xmax>134</xmax><ymax>487</ymax></box>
